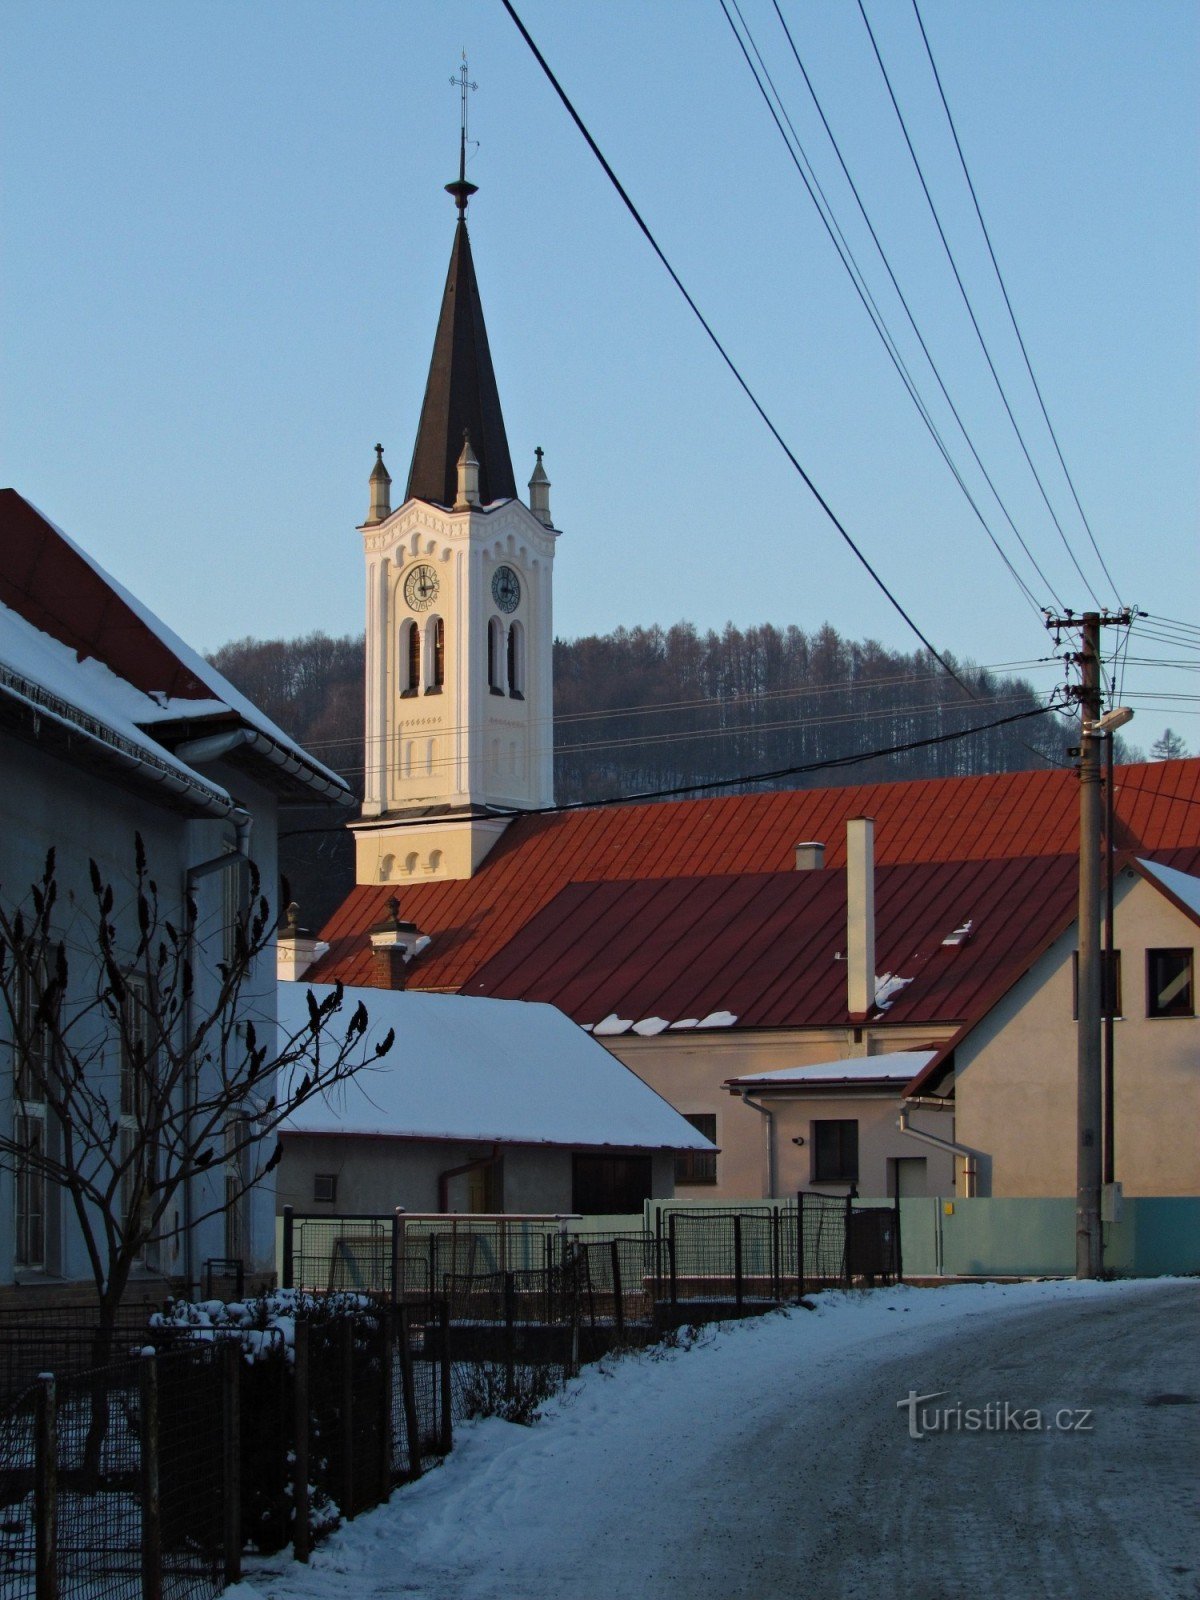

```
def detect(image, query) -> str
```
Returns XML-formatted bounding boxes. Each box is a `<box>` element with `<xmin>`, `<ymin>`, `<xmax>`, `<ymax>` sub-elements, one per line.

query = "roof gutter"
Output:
<box><xmin>897</xmin><ymin>1108</ymin><xmax>978</xmax><ymax>1197</ymax></box>
<box><xmin>174</xmin><ymin>725</ymin><xmax>351</xmax><ymax>806</ymax></box>
<box><xmin>0</xmin><ymin>664</ymin><xmax>236</xmax><ymax>818</ymax></box>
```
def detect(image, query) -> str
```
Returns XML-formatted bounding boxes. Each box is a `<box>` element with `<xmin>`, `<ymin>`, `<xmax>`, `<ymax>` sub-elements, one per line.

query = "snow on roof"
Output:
<box><xmin>277</xmin><ymin>982</ymin><xmax>713</xmax><ymax>1151</ymax></box>
<box><xmin>728</xmin><ymin>1050</ymin><xmax>938</xmax><ymax>1089</ymax></box>
<box><xmin>1137</xmin><ymin>858</ymin><xmax>1200</xmax><ymax>924</ymax></box>
<box><xmin>6</xmin><ymin>495</ymin><xmax>347</xmax><ymax>798</ymax></box>
<box><xmin>0</xmin><ymin>599</ymin><xmax>234</xmax><ymax>809</ymax></box>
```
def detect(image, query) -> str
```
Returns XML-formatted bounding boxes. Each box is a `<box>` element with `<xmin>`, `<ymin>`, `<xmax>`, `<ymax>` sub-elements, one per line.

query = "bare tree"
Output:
<box><xmin>0</xmin><ymin>836</ymin><xmax>393</xmax><ymax>1362</ymax></box>
<box><xmin>1150</xmin><ymin>728</ymin><xmax>1189</xmax><ymax>761</ymax></box>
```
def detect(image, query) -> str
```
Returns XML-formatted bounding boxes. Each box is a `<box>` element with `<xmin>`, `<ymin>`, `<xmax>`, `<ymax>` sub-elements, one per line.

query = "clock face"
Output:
<box><xmin>403</xmin><ymin>563</ymin><xmax>439</xmax><ymax>612</ymax></box>
<box><xmin>492</xmin><ymin>564</ymin><xmax>521</xmax><ymax>613</ymax></box>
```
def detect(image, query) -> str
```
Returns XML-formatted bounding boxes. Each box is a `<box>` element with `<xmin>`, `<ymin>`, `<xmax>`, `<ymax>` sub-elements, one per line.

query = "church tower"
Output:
<box><xmin>352</xmin><ymin>156</ymin><xmax>558</xmax><ymax>886</ymax></box>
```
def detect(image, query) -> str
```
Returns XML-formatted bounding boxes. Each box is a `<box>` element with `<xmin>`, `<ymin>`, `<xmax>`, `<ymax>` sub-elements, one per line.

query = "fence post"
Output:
<box><xmin>378</xmin><ymin>1307</ymin><xmax>394</xmax><ymax>1503</ymax></box>
<box><xmin>733</xmin><ymin>1214</ymin><xmax>744</xmax><ymax>1312</ymax></box>
<box><xmin>340</xmin><ymin>1318</ymin><xmax>355</xmax><ymax>1519</ymax></box>
<box><xmin>139</xmin><ymin>1353</ymin><xmax>162</xmax><ymax>1600</ymax></box>
<box><xmin>281</xmin><ymin>1206</ymin><xmax>294</xmax><ymax>1290</ymax></box>
<box><xmin>668</xmin><ymin>1214</ymin><xmax>678</xmax><ymax>1307</ymax></box>
<box><xmin>893</xmin><ymin>1192</ymin><xmax>904</xmax><ymax>1284</ymax></box>
<box><xmin>438</xmin><ymin>1299</ymin><xmax>453</xmax><ymax>1455</ymax></box>
<box><xmin>654</xmin><ymin>1207</ymin><xmax>663</xmax><ymax>1301</ymax></box>
<box><xmin>568</xmin><ymin>1255</ymin><xmax>580</xmax><ymax>1379</ymax></box>
<box><xmin>771</xmin><ymin>1207</ymin><xmax>781</xmax><ymax>1302</ymax></box>
<box><xmin>34</xmin><ymin>1374</ymin><xmax>57</xmax><ymax>1600</ymax></box>
<box><xmin>222</xmin><ymin>1341</ymin><xmax>242</xmax><ymax>1586</ymax></box>
<box><xmin>843</xmin><ymin>1192</ymin><xmax>853</xmax><ymax>1289</ymax></box>
<box><xmin>610</xmin><ymin>1240</ymin><xmax>625</xmax><ymax>1344</ymax></box>
<box><xmin>396</xmin><ymin>1303</ymin><xmax>423</xmax><ymax>1482</ymax></box>
<box><xmin>503</xmin><ymin>1271</ymin><xmax>516</xmax><ymax>1400</ymax></box>
<box><xmin>292</xmin><ymin>1318</ymin><xmax>310</xmax><ymax>1564</ymax></box>
<box><xmin>796</xmin><ymin>1192</ymin><xmax>805</xmax><ymax>1297</ymax></box>
<box><xmin>390</xmin><ymin>1210</ymin><xmax>401</xmax><ymax>1306</ymax></box>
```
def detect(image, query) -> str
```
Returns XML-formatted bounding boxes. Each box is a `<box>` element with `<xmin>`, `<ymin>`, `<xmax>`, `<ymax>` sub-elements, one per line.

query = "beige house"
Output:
<box><xmin>907</xmin><ymin>857</ymin><xmax>1200</xmax><ymax>1198</ymax></box>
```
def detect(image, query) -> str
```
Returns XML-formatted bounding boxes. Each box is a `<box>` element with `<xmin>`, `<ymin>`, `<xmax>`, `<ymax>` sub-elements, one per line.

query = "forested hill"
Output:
<box><xmin>208</xmin><ymin>622</ymin><xmax>1068</xmax><ymax>926</ymax></box>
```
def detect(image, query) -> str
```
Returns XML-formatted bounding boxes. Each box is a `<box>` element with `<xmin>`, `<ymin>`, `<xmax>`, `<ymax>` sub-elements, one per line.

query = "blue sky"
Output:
<box><xmin>3</xmin><ymin>1</ymin><xmax>1196</xmax><ymax>753</ymax></box>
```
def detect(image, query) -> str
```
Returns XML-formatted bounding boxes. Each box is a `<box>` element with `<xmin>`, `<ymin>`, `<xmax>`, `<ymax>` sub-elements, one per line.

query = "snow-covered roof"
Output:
<box><xmin>727</xmin><ymin>1051</ymin><xmax>938</xmax><ymax>1091</ymax></box>
<box><xmin>1136</xmin><ymin>858</ymin><xmax>1200</xmax><ymax>925</ymax></box>
<box><xmin>0</xmin><ymin>599</ymin><xmax>236</xmax><ymax>816</ymax></box>
<box><xmin>0</xmin><ymin>491</ymin><xmax>349</xmax><ymax>804</ymax></box>
<box><xmin>277</xmin><ymin>982</ymin><xmax>714</xmax><ymax>1152</ymax></box>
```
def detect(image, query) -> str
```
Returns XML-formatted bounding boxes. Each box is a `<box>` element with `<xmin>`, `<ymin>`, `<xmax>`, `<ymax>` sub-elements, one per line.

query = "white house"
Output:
<box><xmin>0</xmin><ymin>488</ymin><xmax>351</xmax><ymax>1305</ymax></box>
<box><xmin>275</xmin><ymin>984</ymin><xmax>714</xmax><ymax>1217</ymax></box>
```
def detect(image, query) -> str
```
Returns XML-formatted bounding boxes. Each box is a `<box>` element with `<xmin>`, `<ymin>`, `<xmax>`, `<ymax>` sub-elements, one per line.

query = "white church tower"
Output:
<box><xmin>352</xmin><ymin>156</ymin><xmax>558</xmax><ymax>886</ymax></box>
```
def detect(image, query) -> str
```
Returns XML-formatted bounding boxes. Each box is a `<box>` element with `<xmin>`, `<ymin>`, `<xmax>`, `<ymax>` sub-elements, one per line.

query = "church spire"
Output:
<box><xmin>405</xmin><ymin>60</ymin><xmax>516</xmax><ymax>510</ymax></box>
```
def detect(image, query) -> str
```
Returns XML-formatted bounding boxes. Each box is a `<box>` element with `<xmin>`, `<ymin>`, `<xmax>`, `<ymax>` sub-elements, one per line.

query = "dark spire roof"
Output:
<box><xmin>405</xmin><ymin>206</ymin><xmax>517</xmax><ymax>509</ymax></box>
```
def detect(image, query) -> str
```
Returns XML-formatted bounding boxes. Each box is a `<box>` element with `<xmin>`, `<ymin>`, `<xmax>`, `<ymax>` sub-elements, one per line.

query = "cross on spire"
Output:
<box><xmin>446</xmin><ymin>52</ymin><xmax>479</xmax><ymax>217</ymax></box>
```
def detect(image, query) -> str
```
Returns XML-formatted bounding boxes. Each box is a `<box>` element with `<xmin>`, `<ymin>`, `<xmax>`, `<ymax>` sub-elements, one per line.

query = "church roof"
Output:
<box><xmin>310</xmin><ymin>758</ymin><xmax>1200</xmax><ymax>992</ymax></box>
<box><xmin>405</xmin><ymin>217</ymin><xmax>517</xmax><ymax>509</ymax></box>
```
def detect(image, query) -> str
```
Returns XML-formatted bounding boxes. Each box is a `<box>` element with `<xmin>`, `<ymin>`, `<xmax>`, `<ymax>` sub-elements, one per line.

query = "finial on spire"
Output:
<box><xmin>366</xmin><ymin>441</ymin><xmax>392</xmax><ymax>524</ymax></box>
<box><xmin>446</xmin><ymin>52</ymin><xmax>479</xmax><ymax>217</ymax></box>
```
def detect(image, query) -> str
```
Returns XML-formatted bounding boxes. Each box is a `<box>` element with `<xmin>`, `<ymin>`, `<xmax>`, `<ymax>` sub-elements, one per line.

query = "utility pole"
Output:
<box><xmin>1048</xmin><ymin>608</ymin><xmax>1135</xmax><ymax>1279</ymax></box>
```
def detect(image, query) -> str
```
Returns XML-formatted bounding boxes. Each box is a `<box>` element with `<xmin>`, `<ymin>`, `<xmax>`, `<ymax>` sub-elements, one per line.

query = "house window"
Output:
<box><xmin>14</xmin><ymin>1113</ymin><xmax>45</xmax><ymax>1269</ymax></box>
<box><xmin>1072</xmin><ymin>951</ymin><xmax>1122</xmax><ymax>1018</ymax></box>
<box><xmin>812</xmin><ymin>1119</ymin><xmax>859</xmax><ymax>1184</ymax></box>
<box><xmin>1147</xmin><ymin>949</ymin><xmax>1194</xmax><ymax>1018</ymax></box>
<box><xmin>674</xmin><ymin>1114</ymin><xmax>717</xmax><ymax>1185</ymax></box>
<box><xmin>426</xmin><ymin>616</ymin><xmax>445</xmax><ymax>691</ymax></box>
<box><xmin>313</xmin><ymin>1173</ymin><xmax>338</xmax><ymax>1203</ymax></box>
<box><xmin>405</xmin><ymin>621</ymin><xmax>421</xmax><ymax>694</ymax></box>
<box><xmin>488</xmin><ymin>617</ymin><xmax>504</xmax><ymax>692</ymax></box>
<box><xmin>572</xmin><ymin>1154</ymin><xmax>652</xmax><ymax>1216</ymax></box>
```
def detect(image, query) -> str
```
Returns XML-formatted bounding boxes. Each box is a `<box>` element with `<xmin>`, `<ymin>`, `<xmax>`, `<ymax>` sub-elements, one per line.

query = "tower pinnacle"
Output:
<box><xmin>445</xmin><ymin>53</ymin><xmax>478</xmax><ymax>217</ymax></box>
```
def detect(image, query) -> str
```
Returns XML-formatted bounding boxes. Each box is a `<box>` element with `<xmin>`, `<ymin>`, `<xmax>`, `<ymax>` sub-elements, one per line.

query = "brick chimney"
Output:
<box><xmin>276</xmin><ymin>902</ymin><xmax>329</xmax><ymax>982</ymax></box>
<box><xmin>369</xmin><ymin>896</ymin><xmax>427</xmax><ymax>988</ymax></box>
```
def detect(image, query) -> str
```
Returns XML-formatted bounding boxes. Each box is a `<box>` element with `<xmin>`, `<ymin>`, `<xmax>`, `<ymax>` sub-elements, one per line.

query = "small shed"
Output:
<box><xmin>276</xmin><ymin>983</ymin><xmax>714</xmax><ymax>1216</ymax></box>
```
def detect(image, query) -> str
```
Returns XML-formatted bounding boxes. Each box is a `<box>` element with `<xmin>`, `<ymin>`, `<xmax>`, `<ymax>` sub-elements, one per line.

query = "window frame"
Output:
<box><xmin>1146</xmin><ymin>947</ymin><xmax>1195</xmax><ymax>1019</ymax></box>
<box><xmin>674</xmin><ymin>1114</ymin><xmax>717</xmax><ymax>1186</ymax></box>
<box><xmin>313</xmin><ymin>1172</ymin><xmax>338</xmax><ymax>1204</ymax></box>
<box><xmin>811</xmin><ymin>1119</ymin><xmax>859</xmax><ymax>1185</ymax></box>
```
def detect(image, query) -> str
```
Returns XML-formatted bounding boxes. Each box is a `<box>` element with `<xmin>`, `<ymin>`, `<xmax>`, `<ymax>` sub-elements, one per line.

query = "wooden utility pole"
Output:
<box><xmin>1049</xmin><ymin>608</ymin><xmax>1135</xmax><ymax>1279</ymax></box>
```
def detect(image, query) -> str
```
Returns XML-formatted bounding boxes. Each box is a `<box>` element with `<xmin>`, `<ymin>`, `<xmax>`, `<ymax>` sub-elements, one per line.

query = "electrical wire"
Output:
<box><xmin>499</xmin><ymin>0</ymin><xmax>975</xmax><ymax>697</ymax></box>
<box><xmin>856</xmin><ymin>0</ymin><xmax>1106</xmax><ymax>608</ymax></box>
<box><xmin>730</xmin><ymin>0</ymin><xmax>1066</xmax><ymax>616</ymax></box>
<box><xmin>280</xmin><ymin>697</ymin><xmax>1063</xmax><ymax>836</ymax></box>
<box><xmin>910</xmin><ymin>0</ymin><xmax>1124</xmax><ymax>606</ymax></box>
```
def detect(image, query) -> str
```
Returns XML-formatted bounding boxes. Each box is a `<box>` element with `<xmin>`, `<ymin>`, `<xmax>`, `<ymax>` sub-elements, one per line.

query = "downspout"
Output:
<box><xmin>182</xmin><ymin>806</ymin><xmax>253</xmax><ymax>1293</ymax></box>
<box><xmin>739</xmin><ymin>1092</ymin><xmax>776</xmax><ymax>1199</ymax></box>
<box><xmin>897</xmin><ymin>1108</ymin><xmax>978</xmax><ymax>1198</ymax></box>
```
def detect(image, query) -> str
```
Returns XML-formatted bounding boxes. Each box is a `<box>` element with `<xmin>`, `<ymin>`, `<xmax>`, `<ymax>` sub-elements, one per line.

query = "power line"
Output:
<box><xmin>910</xmin><ymin>0</ymin><xmax>1124</xmax><ymax>607</ymax></box>
<box><xmin>725</xmin><ymin>0</ymin><xmax>1065</xmax><ymax>617</ymax></box>
<box><xmin>856</xmin><ymin>0</ymin><xmax>1107</xmax><ymax>608</ymax></box>
<box><xmin>499</xmin><ymin>0</ymin><xmax>976</xmax><ymax>697</ymax></box>
<box><xmin>280</xmin><ymin>698</ymin><xmax>1063</xmax><ymax>836</ymax></box>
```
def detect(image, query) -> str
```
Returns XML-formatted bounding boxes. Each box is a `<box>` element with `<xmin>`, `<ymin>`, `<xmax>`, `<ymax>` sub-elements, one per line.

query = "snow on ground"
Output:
<box><xmin>227</xmin><ymin>1277</ymin><xmax>1193</xmax><ymax>1600</ymax></box>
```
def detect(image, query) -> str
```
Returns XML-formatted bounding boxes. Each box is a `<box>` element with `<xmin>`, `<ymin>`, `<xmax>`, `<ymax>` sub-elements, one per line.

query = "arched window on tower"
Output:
<box><xmin>401</xmin><ymin>621</ymin><xmax>420</xmax><ymax>696</ymax></box>
<box><xmin>426</xmin><ymin>616</ymin><xmax>445</xmax><ymax>691</ymax></box>
<box><xmin>488</xmin><ymin>617</ymin><xmax>504</xmax><ymax>694</ymax></box>
<box><xmin>507</xmin><ymin>621</ymin><xmax>525</xmax><ymax>698</ymax></box>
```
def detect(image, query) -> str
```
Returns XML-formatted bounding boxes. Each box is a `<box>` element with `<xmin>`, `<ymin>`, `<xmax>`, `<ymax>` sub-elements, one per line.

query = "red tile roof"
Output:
<box><xmin>310</xmin><ymin>758</ymin><xmax>1200</xmax><ymax>992</ymax></box>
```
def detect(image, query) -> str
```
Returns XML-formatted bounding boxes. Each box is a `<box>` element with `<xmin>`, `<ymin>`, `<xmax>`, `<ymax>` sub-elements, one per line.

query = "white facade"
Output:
<box><xmin>354</xmin><ymin>489</ymin><xmax>558</xmax><ymax>884</ymax></box>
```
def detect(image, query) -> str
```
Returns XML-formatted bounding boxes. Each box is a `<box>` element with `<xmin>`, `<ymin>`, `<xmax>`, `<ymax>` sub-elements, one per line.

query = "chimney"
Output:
<box><xmin>528</xmin><ymin>446</ymin><xmax>552</xmax><ymax>526</ymax></box>
<box><xmin>453</xmin><ymin>431</ymin><xmax>481</xmax><ymax>510</ymax></box>
<box><xmin>846</xmin><ymin>818</ymin><xmax>876</xmax><ymax>1020</ymax></box>
<box><xmin>794</xmin><ymin>840</ymin><xmax>825</xmax><ymax>871</ymax></box>
<box><xmin>276</xmin><ymin>902</ymin><xmax>329</xmax><ymax>982</ymax></box>
<box><xmin>369</xmin><ymin>895</ymin><xmax>426</xmax><ymax>988</ymax></box>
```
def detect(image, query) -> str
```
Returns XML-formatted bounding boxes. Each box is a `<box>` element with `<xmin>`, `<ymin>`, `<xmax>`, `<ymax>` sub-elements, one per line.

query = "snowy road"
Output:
<box><xmin>232</xmin><ymin>1279</ymin><xmax>1199</xmax><ymax>1600</ymax></box>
